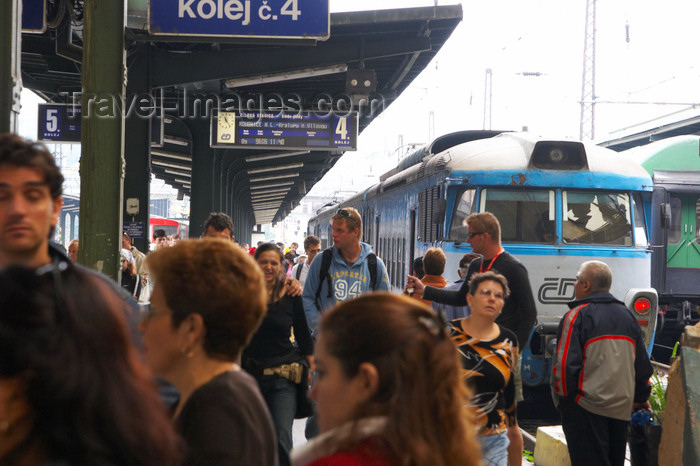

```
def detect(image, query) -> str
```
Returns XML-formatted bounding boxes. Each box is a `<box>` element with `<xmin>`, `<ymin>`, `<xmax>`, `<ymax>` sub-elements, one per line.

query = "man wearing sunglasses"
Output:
<box><xmin>291</xmin><ymin>235</ymin><xmax>321</xmax><ymax>287</ymax></box>
<box><xmin>406</xmin><ymin>211</ymin><xmax>536</xmax><ymax>466</ymax></box>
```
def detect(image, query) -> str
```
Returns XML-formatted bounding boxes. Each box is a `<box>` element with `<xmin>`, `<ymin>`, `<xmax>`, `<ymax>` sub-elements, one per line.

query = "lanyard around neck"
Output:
<box><xmin>479</xmin><ymin>248</ymin><xmax>504</xmax><ymax>273</ymax></box>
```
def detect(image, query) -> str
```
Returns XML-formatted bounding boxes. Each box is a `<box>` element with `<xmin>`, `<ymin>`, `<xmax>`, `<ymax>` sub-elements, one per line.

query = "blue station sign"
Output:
<box><xmin>149</xmin><ymin>0</ymin><xmax>330</xmax><ymax>39</ymax></box>
<box><xmin>37</xmin><ymin>104</ymin><xmax>82</xmax><ymax>143</ymax></box>
<box><xmin>211</xmin><ymin>110</ymin><xmax>357</xmax><ymax>151</ymax></box>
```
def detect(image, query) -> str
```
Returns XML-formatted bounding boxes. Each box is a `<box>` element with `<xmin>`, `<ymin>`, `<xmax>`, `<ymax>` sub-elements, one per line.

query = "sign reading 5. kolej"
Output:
<box><xmin>149</xmin><ymin>0</ymin><xmax>330</xmax><ymax>39</ymax></box>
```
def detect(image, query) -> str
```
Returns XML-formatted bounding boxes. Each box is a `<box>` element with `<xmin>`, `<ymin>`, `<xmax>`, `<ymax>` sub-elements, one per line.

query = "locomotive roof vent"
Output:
<box><xmin>529</xmin><ymin>141</ymin><xmax>589</xmax><ymax>170</ymax></box>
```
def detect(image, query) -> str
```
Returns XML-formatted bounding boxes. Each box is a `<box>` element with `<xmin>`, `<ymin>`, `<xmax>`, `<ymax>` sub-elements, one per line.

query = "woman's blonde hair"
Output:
<box><xmin>319</xmin><ymin>293</ymin><xmax>482</xmax><ymax>466</ymax></box>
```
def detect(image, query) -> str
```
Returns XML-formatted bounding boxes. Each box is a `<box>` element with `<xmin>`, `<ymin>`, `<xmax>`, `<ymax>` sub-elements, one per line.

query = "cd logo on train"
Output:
<box><xmin>538</xmin><ymin>278</ymin><xmax>576</xmax><ymax>304</ymax></box>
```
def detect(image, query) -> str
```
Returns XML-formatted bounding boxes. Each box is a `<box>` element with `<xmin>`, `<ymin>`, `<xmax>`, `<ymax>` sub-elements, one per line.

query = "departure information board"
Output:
<box><xmin>211</xmin><ymin>110</ymin><xmax>357</xmax><ymax>151</ymax></box>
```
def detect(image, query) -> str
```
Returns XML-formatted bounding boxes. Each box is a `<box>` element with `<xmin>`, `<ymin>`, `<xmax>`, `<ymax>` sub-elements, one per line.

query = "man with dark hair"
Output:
<box><xmin>153</xmin><ymin>228</ymin><xmax>169</xmax><ymax>249</ymax></box>
<box><xmin>0</xmin><ymin>134</ymin><xmax>64</xmax><ymax>267</ymax></box>
<box><xmin>0</xmin><ymin>133</ymin><xmax>141</xmax><ymax>325</ymax></box>
<box><xmin>202</xmin><ymin>212</ymin><xmax>234</xmax><ymax>240</ymax></box>
<box><xmin>552</xmin><ymin>260</ymin><xmax>653</xmax><ymax>466</ymax></box>
<box><xmin>290</xmin><ymin>235</ymin><xmax>320</xmax><ymax>286</ymax></box>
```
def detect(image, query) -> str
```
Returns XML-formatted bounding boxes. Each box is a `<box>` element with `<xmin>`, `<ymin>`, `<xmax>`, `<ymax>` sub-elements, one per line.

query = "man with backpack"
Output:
<box><xmin>301</xmin><ymin>207</ymin><xmax>389</xmax><ymax>439</ymax></box>
<box><xmin>302</xmin><ymin>207</ymin><xmax>389</xmax><ymax>335</ymax></box>
<box><xmin>291</xmin><ymin>235</ymin><xmax>321</xmax><ymax>286</ymax></box>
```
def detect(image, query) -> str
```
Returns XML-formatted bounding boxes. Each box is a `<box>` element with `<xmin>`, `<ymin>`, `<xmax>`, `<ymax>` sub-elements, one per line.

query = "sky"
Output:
<box><xmin>17</xmin><ymin>0</ymin><xmax>700</xmax><ymax>206</ymax></box>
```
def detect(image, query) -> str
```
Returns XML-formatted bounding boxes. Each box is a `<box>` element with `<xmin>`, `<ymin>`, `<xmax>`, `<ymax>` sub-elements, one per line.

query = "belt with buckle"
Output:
<box><xmin>262</xmin><ymin>362</ymin><xmax>303</xmax><ymax>384</ymax></box>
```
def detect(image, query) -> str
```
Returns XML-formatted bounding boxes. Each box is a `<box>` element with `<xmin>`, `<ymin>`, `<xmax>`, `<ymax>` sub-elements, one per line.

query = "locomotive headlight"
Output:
<box><xmin>549</xmin><ymin>148</ymin><xmax>565</xmax><ymax>163</ymax></box>
<box><xmin>632</xmin><ymin>297</ymin><xmax>652</xmax><ymax>315</ymax></box>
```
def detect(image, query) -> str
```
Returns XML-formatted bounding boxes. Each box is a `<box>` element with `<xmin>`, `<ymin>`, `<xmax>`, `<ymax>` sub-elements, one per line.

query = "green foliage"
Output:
<box><xmin>522</xmin><ymin>449</ymin><xmax>534</xmax><ymax>461</ymax></box>
<box><xmin>647</xmin><ymin>367</ymin><xmax>666</xmax><ymax>424</ymax></box>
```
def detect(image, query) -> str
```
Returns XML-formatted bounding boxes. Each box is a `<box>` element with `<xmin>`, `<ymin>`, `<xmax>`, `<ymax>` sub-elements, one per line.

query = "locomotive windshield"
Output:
<box><xmin>447</xmin><ymin>187</ymin><xmax>637</xmax><ymax>246</ymax></box>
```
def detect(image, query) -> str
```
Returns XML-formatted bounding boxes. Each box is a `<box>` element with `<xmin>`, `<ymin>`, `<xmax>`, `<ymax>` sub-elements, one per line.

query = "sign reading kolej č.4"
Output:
<box><xmin>149</xmin><ymin>0</ymin><xmax>330</xmax><ymax>39</ymax></box>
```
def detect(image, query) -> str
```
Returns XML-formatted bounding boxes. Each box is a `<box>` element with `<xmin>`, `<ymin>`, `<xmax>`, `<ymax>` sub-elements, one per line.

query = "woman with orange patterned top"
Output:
<box><xmin>450</xmin><ymin>271</ymin><xmax>519</xmax><ymax>466</ymax></box>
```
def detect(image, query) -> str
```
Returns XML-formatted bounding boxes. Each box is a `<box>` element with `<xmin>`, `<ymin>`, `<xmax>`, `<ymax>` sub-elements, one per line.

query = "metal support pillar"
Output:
<box><xmin>0</xmin><ymin>0</ymin><xmax>22</xmax><ymax>133</ymax></box>
<box><xmin>125</xmin><ymin>46</ymin><xmax>152</xmax><ymax>254</ymax></box>
<box><xmin>189</xmin><ymin>118</ymin><xmax>216</xmax><ymax>238</ymax></box>
<box><xmin>79</xmin><ymin>0</ymin><xmax>127</xmax><ymax>279</ymax></box>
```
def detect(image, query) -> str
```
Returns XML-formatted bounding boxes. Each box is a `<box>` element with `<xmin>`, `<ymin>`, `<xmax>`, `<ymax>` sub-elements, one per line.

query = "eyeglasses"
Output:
<box><xmin>467</xmin><ymin>232</ymin><xmax>485</xmax><ymax>239</ymax></box>
<box><xmin>477</xmin><ymin>288</ymin><xmax>505</xmax><ymax>300</ymax></box>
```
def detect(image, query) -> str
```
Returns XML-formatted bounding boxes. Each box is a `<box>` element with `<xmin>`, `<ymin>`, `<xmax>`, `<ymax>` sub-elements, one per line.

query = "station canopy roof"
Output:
<box><xmin>21</xmin><ymin>2</ymin><xmax>463</xmax><ymax>224</ymax></box>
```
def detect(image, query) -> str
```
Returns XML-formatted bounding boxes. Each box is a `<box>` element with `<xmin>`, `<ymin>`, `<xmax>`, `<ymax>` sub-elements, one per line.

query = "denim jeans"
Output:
<box><xmin>479</xmin><ymin>431</ymin><xmax>510</xmax><ymax>466</ymax></box>
<box><xmin>259</xmin><ymin>375</ymin><xmax>297</xmax><ymax>466</ymax></box>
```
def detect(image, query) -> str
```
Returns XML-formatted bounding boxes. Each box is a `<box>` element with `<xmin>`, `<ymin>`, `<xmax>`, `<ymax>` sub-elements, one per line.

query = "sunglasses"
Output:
<box><xmin>467</xmin><ymin>232</ymin><xmax>485</xmax><ymax>239</ymax></box>
<box><xmin>336</xmin><ymin>209</ymin><xmax>353</xmax><ymax>218</ymax></box>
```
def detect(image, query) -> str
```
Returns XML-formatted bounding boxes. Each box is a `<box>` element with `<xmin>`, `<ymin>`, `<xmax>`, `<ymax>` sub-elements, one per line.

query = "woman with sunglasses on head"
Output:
<box><xmin>0</xmin><ymin>264</ymin><xmax>181</xmax><ymax>466</ymax></box>
<box><xmin>243</xmin><ymin>242</ymin><xmax>315</xmax><ymax>466</ymax></box>
<box><xmin>291</xmin><ymin>293</ymin><xmax>481</xmax><ymax>466</ymax></box>
<box><xmin>140</xmin><ymin>238</ymin><xmax>278</xmax><ymax>465</ymax></box>
<box><xmin>449</xmin><ymin>271</ymin><xmax>519</xmax><ymax>466</ymax></box>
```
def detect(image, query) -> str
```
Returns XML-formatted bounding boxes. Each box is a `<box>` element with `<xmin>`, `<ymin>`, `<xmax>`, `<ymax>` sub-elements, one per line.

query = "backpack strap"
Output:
<box><xmin>368</xmin><ymin>253</ymin><xmax>378</xmax><ymax>291</ymax></box>
<box><xmin>315</xmin><ymin>249</ymin><xmax>334</xmax><ymax>306</ymax></box>
<box><xmin>295</xmin><ymin>262</ymin><xmax>303</xmax><ymax>280</ymax></box>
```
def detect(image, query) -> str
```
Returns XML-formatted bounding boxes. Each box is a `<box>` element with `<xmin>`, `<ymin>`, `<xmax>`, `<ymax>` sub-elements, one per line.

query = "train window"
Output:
<box><xmin>562</xmin><ymin>191</ymin><xmax>633</xmax><ymax>245</ymax></box>
<box><xmin>632</xmin><ymin>194</ymin><xmax>648</xmax><ymax>247</ymax></box>
<box><xmin>448</xmin><ymin>189</ymin><xmax>476</xmax><ymax>241</ymax></box>
<box><xmin>481</xmin><ymin>189</ymin><xmax>554</xmax><ymax>243</ymax></box>
<box><xmin>668</xmin><ymin>197</ymin><xmax>682</xmax><ymax>245</ymax></box>
<box><xmin>696</xmin><ymin>199</ymin><xmax>700</xmax><ymax>242</ymax></box>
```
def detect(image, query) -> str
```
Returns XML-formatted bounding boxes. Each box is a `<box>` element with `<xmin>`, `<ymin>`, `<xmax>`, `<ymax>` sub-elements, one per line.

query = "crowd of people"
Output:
<box><xmin>0</xmin><ymin>132</ymin><xmax>654</xmax><ymax>466</ymax></box>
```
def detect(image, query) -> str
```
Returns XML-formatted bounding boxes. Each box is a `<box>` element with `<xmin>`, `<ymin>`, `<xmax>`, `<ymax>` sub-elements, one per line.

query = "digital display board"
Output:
<box><xmin>211</xmin><ymin>110</ymin><xmax>357</xmax><ymax>151</ymax></box>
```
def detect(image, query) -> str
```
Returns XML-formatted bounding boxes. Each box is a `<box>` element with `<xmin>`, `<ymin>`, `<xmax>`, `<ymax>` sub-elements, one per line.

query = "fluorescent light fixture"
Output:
<box><xmin>247</xmin><ymin>162</ymin><xmax>303</xmax><ymax>175</ymax></box>
<box><xmin>252</xmin><ymin>195</ymin><xmax>287</xmax><ymax>203</ymax></box>
<box><xmin>250</xmin><ymin>172</ymin><xmax>299</xmax><ymax>183</ymax></box>
<box><xmin>174</xmin><ymin>178</ymin><xmax>190</xmax><ymax>184</ymax></box>
<box><xmin>251</xmin><ymin>191</ymin><xmax>290</xmax><ymax>200</ymax></box>
<box><xmin>153</xmin><ymin>160</ymin><xmax>190</xmax><ymax>170</ymax></box>
<box><xmin>252</xmin><ymin>199</ymin><xmax>283</xmax><ymax>205</ymax></box>
<box><xmin>163</xmin><ymin>136</ymin><xmax>190</xmax><ymax>147</ymax></box>
<box><xmin>151</xmin><ymin>150</ymin><xmax>191</xmax><ymax>162</ymax></box>
<box><xmin>245</xmin><ymin>150</ymin><xmax>310</xmax><ymax>163</ymax></box>
<box><xmin>249</xmin><ymin>187</ymin><xmax>290</xmax><ymax>194</ymax></box>
<box><xmin>250</xmin><ymin>181</ymin><xmax>294</xmax><ymax>190</ymax></box>
<box><xmin>225</xmin><ymin>64</ymin><xmax>348</xmax><ymax>89</ymax></box>
<box><xmin>164</xmin><ymin>169</ymin><xmax>191</xmax><ymax>177</ymax></box>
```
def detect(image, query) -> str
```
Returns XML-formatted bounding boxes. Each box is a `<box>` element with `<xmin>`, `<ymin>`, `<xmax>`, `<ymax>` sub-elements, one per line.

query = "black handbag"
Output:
<box><xmin>628</xmin><ymin>422</ymin><xmax>662</xmax><ymax>466</ymax></box>
<box><xmin>294</xmin><ymin>357</ymin><xmax>314</xmax><ymax>419</ymax></box>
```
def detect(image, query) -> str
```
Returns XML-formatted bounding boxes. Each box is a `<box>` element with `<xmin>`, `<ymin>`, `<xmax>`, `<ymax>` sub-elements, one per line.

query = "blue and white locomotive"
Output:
<box><xmin>308</xmin><ymin>130</ymin><xmax>659</xmax><ymax>387</ymax></box>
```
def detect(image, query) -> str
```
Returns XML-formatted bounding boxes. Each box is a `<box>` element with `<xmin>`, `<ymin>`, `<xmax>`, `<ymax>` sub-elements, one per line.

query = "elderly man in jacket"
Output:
<box><xmin>551</xmin><ymin>260</ymin><xmax>653</xmax><ymax>466</ymax></box>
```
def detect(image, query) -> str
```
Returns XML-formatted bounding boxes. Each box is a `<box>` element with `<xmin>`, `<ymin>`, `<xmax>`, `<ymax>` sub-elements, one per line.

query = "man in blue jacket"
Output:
<box><xmin>551</xmin><ymin>260</ymin><xmax>653</xmax><ymax>466</ymax></box>
<box><xmin>302</xmin><ymin>207</ymin><xmax>389</xmax><ymax>336</ymax></box>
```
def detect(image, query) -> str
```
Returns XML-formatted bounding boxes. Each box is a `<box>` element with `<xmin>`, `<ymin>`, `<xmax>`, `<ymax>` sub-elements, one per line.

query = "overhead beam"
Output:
<box><xmin>151</xmin><ymin>37</ymin><xmax>431</xmax><ymax>87</ymax></box>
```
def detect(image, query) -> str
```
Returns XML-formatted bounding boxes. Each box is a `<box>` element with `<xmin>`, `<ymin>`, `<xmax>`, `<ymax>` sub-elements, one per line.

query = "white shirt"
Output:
<box><xmin>291</xmin><ymin>261</ymin><xmax>311</xmax><ymax>286</ymax></box>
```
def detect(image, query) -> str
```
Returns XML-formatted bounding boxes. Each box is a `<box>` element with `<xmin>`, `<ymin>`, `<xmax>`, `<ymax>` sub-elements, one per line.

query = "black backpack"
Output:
<box><xmin>295</xmin><ymin>262</ymin><xmax>304</xmax><ymax>280</ymax></box>
<box><xmin>314</xmin><ymin>248</ymin><xmax>378</xmax><ymax>306</ymax></box>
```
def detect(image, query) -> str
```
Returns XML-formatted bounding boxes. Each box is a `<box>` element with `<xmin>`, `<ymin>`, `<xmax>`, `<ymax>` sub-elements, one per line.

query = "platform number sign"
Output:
<box><xmin>38</xmin><ymin>104</ymin><xmax>82</xmax><ymax>143</ymax></box>
<box><xmin>149</xmin><ymin>0</ymin><xmax>330</xmax><ymax>39</ymax></box>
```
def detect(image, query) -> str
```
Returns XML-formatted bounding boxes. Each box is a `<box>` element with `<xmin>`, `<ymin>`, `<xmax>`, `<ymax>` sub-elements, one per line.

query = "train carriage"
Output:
<box><xmin>623</xmin><ymin>135</ymin><xmax>700</xmax><ymax>348</ymax></box>
<box><xmin>309</xmin><ymin>131</ymin><xmax>658</xmax><ymax>387</ymax></box>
